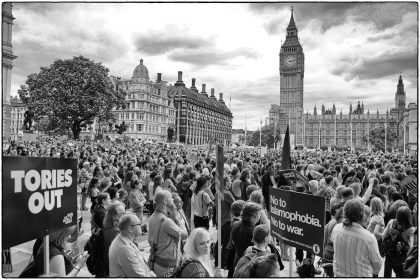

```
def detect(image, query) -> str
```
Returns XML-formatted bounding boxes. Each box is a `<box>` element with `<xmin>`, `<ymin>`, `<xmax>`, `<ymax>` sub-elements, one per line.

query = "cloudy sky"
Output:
<box><xmin>11</xmin><ymin>2</ymin><xmax>418</xmax><ymax>130</ymax></box>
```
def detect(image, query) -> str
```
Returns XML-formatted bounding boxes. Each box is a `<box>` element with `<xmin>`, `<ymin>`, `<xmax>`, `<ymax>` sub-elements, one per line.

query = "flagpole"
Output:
<box><xmin>384</xmin><ymin>120</ymin><xmax>387</xmax><ymax>152</ymax></box>
<box><xmin>318</xmin><ymin>122</ymin><xmax>321</xmax><ymax>149</ymax></box>
<box><xmin>367</xmin><ymin>113</ymin><xmax>370</xmax><ymax>151</ymax></box>
<box><xmin>403</xmin><ymin>115</ymin><xmax>406</xmax><ymax>154</ymax></box>
<box><xmin>334</xmin><ymin>114</ymin><xmax>337</xmax><ymax>152</ymax></box>
<box><xmin>244</xmin><ymin>114</ymin><xmax>247</xmax><ymax>146</ymax></box>
<box><xmin>350</xmin><ymin>121</ymin><xmax>353</xmax><ymax>153</ymax></box>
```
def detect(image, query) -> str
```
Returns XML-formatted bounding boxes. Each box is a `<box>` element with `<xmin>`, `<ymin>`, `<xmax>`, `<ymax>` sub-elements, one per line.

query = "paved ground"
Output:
<box><xmin>4</xmin><ymin>193</ymin><xmax>390</xmax><ymax>277</ymax></box>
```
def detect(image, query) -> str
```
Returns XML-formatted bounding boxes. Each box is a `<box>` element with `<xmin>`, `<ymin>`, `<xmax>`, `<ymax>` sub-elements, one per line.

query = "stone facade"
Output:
<box><xmin>2</xmin><ymin>3</ymin><xmax>17</xmax><ymax>139</ymax></box>
<box><xmin>397</xmin><ymin>103</ymin><xmax>418</xmax><ymax>154</ymax></box>
<box><xmin>9</xmin><ymin>96</ymin><xmax>27</xmax><ymax>140</ymax></box>
<box><xmin>110</xmin><ymin>59</ymin><xmax>176</xmax><ymax>141</ymax></box>
<box><xmin>279</xmin><ymin>9</ymin><xmax>304</xmax><ymax>145</ymax></box>
<box><xmin>166</xmin><ymin>72</ymin><xmax>233</xmax><ymax>145</ymax></box>
<box><xmin>303</xmin><ymin>101</ymin><xmax>398</xmax><ymax>150</ymax></box>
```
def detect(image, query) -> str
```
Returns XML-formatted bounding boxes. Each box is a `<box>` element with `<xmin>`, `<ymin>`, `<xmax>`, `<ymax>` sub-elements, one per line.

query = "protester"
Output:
<box><xmin>382</xmin><ymin>206</ymin><xmax>415</xmax><ymax>277</ymax></box>
<box><xmin>191</xmin><ymin>176</ymin><xmax>214</xmax><ymax>230</ymax></box>
<box><xmin>230</xmin><ymin>202</ymin><xmax>262</xmax><ymax>267</ymax></box>
<box><xmin>180</xmin><ymin>228</ymin><xmax>222</xmax><ymax>277</ymax></box>
<box><xmin>92</xmin><ymin>192</ymin><xmax>112</xmax><ymax>230</ymax></box>
<box><xmin>148</xmin><ymin>190</ymin><xmax>188</xmax><ymax>277</ymax></box>
<box><xmin>34</xmin><ymin>225</ymin><xmax>89</xmax><ymax>277</ymax></box>
<box><xmin>127</xmin><ymin>178</ymin><xmax>146</xmax><ymax>222</ymax></box>
<box><xmin>331</xmin><ymin>199</ymin><xmax>382</xmax><ymax>277</ymax></box>
<box><xmin>108</xmin><ymin>214</ymin><xmax>155</xmax><ymax>277</ymax></box>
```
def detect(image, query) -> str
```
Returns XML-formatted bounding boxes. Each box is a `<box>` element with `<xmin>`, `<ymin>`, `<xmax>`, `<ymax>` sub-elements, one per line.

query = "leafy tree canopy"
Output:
<box><xmin>362</xmin><ymin>126</ymin><xmax>397</xmax><ymax>151</ymax></box>
<box><xmin>18</xmin><ymin>56</ymin><xmax>125</xmax><ymax>139</ymax></box>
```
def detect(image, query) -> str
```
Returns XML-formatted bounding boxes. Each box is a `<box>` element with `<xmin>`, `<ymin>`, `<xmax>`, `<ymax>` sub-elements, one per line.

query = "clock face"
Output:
<box><xmin>284</xmin><ymin>55</ymin><xmax>296</xmax><ymax>67</ymax></box>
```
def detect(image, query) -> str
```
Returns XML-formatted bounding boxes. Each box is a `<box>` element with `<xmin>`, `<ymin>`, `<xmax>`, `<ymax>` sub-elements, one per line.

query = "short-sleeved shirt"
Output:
<box><xmin>331</xmin><ymin>222</ymin><xmax>382</xmax><ymax>277</ymax></box>
<box><xmin>148</xmin><ymin>211</ymin><xmax>184</xmax><ymax>262</ymax></box>
<box><xmin>192</xmin><ymin>190</ymin><xmax>211</xmax><ymax>217</ymax></box>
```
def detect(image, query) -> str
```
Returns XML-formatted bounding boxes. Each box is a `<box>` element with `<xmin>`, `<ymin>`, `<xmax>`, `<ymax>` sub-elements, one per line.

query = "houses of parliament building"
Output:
<box><xmin>270</xmin><ymin>9</ymin><xmax>417</xmax><ymax>152</ymax></box>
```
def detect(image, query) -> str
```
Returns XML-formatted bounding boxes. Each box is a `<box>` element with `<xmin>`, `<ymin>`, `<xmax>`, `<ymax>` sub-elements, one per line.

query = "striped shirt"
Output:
<box><xmin>331</xmin><ymin>222</ymin><xmax>382</xmax><ymax>277</ymax></box>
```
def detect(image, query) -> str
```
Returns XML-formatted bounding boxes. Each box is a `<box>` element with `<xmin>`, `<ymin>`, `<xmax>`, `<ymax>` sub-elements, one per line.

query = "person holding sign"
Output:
<box><xmin>34</xmin><ymin>226</ymin><xmax>89</xmax><ymax>277</ymax></box>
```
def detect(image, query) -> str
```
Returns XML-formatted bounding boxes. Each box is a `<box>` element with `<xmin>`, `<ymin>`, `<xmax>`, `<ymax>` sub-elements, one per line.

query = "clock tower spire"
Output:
<box><xmin>279</xmin><ymin>6</ymin><xmax>304</xmax><ymax>146</ymax></box>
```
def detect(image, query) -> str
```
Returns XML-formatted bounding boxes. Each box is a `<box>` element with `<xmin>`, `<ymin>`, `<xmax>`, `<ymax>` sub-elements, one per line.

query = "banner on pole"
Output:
<box><xmin>401</xmin><ymin>175</ymin><xmax>418</xmax><ymax>198</ymax></box>
<box><xmin>215</xmin><ymin>145</ymin><xmax>225</xmax><ymax>200</ymax></box>
<box><xmin>278</xmin><ymin>169</ymin><xmax>311</xmax><ymax>191</ymax></box>
<box><xmin>269</xmin><ymin>187</ymin><xmax>325</xmax><ymax>256</ymax></box>
<box><xmin>2</xmin><ymin>157</ymin><xmax>78</xmax><ymax>248</ymax></box>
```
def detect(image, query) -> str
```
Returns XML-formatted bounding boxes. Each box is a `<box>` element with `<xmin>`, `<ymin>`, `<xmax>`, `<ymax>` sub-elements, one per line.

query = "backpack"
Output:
<box><xmin>84</xmin><ymin>228</ymin><xmax>106</xmax><ymax>276</ymax></box>
<box><xmin>233</xmin><ymin>249</ymin><xmax>265</xmax><ymax>277</ymax></box>
<box><xmin>165</xmin><ymin>258</ymin><xmax>201</xmax><ymax>277</ymax></box>
<box><xmin>382</xmin><ymin>220</ymin><xmax>410</xmax><ymax>265</ymax></box>
<box><xmin>403</xmin><ymin>245</ymin><xmax>418</xmax><ymax>277</ymax></box>
<box><xmin>297</xmin><ymin>257</ymin><xmax>315</xmax><ymax>278</ymax></box>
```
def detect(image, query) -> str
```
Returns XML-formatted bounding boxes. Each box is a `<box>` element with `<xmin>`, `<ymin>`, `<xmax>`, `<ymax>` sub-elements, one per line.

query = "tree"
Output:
<box><xmin>363</xmin><ymin>126</ymin><xmax>397</xmax><ymax>151</ymax></box>
<box><xmin>248</xmin><ymin>126</ymin><xmax>276</xmax><ymax>147</ymax></box>
<box><xmin>18</xmin><ymin>56</ymin><xmax>126</xmax><ymax>139</ymax></box>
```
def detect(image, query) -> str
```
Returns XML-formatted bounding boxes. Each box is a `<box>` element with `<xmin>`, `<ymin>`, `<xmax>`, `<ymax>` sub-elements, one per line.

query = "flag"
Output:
<box><xmin>281</xmin><ymin>125</ymin><xmax>292</xmax><ymax>170</ymax></box>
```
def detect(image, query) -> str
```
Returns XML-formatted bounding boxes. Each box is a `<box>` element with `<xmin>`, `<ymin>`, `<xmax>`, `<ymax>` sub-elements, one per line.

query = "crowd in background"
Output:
<box><xmin>4</xmin><ymin>136</ymin><xmax>418</xmax><ymax>278</ymax></box>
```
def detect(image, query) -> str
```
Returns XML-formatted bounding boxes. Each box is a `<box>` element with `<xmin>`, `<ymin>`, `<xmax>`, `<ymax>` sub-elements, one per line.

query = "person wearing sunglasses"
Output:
<box><xmin>109</xmin><ymin>213</ymin><xmax>156</xmax><ymax>277</ymax></box>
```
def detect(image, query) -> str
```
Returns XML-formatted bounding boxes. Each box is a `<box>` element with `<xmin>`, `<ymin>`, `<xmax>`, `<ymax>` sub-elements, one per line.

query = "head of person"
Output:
<box><xmin>246</xmin><ymin>185</ymin><xmax>259</xmax><ymax>199</ymax></box>
<box><xmin>154</xmin><ymin>190</ymin><xmax>175</xmax><ymax>212</ymax></box>
<box><xmin>396</xmin><ymin>206</ymin><xmax>413</xmax><ymax>230</ymax></box>
<box><xmin>343</xmin><ymin>199</ymin><xmax>365</xmax><ymax>226</ymax></box>
<box><xmin>250</xmin><ymin>254</ymin><xmax>281</xmax><ymax>277</ymax></box>
<box><xmin>350</xmin><ymin>182</ymin><xmax>362</xmax><ymax>197</ymax></box>
<box><xmin>153</xmin><ymin>175</ymin><xmax>163</xmax><ymax>188</ymax></box>
<box><xmin>118</xmin><ymin>213</ymin><xmax>142</xmax><ymax>240</ymax></box>
<box><xmin>252</xmin><ymin>224</ymin><xmax>271</xmax><ymax>246</ymax></box>
<box><xmin>240</xmin><ymin>168</ymin><xmax>251</xmax><ymax>182</ymax></box>
<box><xmin>362</xmin><ymin>204</ymin><xmax>371</xmax><ymax>228</ymax></box>
<box><xmin>370</xmin><ymin>197</ymin><xmax>384</xmax><ymax>216</ymax></box>
<box><xmin>341</xmin><ymin>187</ymin><xmax>354</xmax><ymax>202</ymax></box>
<box><xmin>183</xmin><ymin>228</ymin><xmax>213</xmax><ymax>276</ymax></box>
<box><xmin>390</xmin><ymin>199</ymin><xmax>409</xmax><ymax>212</ymax></box>
<box><xmin>49</xmin><ymin>225</ymin><xmax>76</xmax><ymax>250</ymax></box>
<box><xmin>117</xmin><ymin>189</ymin><xmax>128</xmax><ymax>201</ymax></box>
<box><xmin>241</xmin><ymin>202</ymin><xmax>262</xmax><ymax>225</ymax></box>
<box><xmin>231</xmin><ymin>200</ymin><xmax>246</xmax><ymax>217</ymax></box>
<box><xmin>249</xmin><ymin>190</ymin><xmax>264</xmax><ymax>206</ymax></box>
<box><xmin>103</xmin><ymin>202</ymin><xmax>126</xmax><ymax>228</ymax></box>
<box><xmin>97</xmin><ymin>192</ymin><xmax>111</xmax><ymax>208</ymax></box>
<box><xmin>194</xmin><ymin>176</ymin><xmax>209</xmax><ymax>194</ymax></box>
<box><xmin>106</xmin><ymin>186</ymin><xmax>118</xmax><ymax>200</ymax></box>
<box><xmin>173</xmin><ymin>193</ymin><xmax>183</xmax><ymax>211</ymax></box>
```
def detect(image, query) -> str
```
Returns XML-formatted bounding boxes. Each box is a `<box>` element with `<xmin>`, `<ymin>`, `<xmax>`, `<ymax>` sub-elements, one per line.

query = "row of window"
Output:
<box><xmin>119</xmin><ymin>112</ymin><xmax>175</xmax><ymax>124</ymax></box>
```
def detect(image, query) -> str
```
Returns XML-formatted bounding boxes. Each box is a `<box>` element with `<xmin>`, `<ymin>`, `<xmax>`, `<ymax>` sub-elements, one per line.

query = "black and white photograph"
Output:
<box><xmin>2</xmin><ymin>1</ymin><xmax>418</xmax><ymax>278</ymax></box>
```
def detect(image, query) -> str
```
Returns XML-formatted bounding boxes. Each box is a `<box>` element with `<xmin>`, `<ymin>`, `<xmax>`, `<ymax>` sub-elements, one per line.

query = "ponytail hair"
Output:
<box><xmin>343</xmin><ymin>199</ymin><xmax>364</xmax><ymax>227</ymax></box>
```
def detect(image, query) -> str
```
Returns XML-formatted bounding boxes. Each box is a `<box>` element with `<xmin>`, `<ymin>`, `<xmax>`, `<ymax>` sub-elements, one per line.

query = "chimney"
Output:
<box><xmin>157</xmin><ymin>73</ymin><xmax>162</xmax><ymax>82</ymax></box>
<box><xmin>190</xmin><ymin>78</ymin><xmax>198</xmax><ymax>92</ymax></box>
<box><xmin>174</xmin><ymin>71</ymin><xmax>185</xmax><ymax>87</ymax></box>
<box><xmin>201</xmin><ymin>84</ymin><xmax>208</xmax><ymax>97</ymax></box>
<box><xmin>210</xmin><ymin>88</ymin><xmax>216</xmax><ymax>99</ymax></box>
<box><xmin>219</xmin><ymin>92</ymin><xmax>225</xmax><ymax>104</ymax></box>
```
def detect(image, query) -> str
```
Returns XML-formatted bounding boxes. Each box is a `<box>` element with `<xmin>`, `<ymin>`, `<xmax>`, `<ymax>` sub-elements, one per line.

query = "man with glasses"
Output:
<box><xmin>109</xmin><ymin>213</ymin><xmax>156</xmax><ymax>277</ymax></box>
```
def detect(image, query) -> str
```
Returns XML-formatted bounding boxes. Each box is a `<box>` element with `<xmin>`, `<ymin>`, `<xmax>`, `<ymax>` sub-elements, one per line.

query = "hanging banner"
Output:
<box><xmin>269</xmin><ymin>187</ymin><xmax>325</xmax><ymax>256</ymax></box>
<box><xmin>2</xmin><ymin>157</ymin><xmax>78</xmax><ymax>248</ymax></box>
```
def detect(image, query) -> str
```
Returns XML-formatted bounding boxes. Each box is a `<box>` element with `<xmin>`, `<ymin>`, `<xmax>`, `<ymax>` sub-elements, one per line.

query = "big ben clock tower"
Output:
<box><xmin>279</xmin><ymin>8</ymin><xmax>304</xmax><ymax>145</ymax></box>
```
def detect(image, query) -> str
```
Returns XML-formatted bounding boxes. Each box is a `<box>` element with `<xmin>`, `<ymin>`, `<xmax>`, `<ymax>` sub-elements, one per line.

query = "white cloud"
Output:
<box><xmin>10</xmin><ymin>2</ymin><xmax>417</xmax><ymax>131</ymax></box>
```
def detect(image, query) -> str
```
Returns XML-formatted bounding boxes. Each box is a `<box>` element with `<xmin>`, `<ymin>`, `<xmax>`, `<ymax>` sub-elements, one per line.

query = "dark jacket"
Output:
<box><xmin>93</xmin><ymin>205</ymin><xmax>107</xmax><ymax>229</ymax></box>
<box><xmin>230</xmin><ymin>220</ymin><xmax>255</xmax><ymax>267</ymax></box>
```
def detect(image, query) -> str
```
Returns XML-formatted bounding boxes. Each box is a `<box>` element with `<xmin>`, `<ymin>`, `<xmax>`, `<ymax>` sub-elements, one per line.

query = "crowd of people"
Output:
<box><xmin>4</xmin><ymin>136</ymin><xmax>418</xmax><ymax>278</ymax></box>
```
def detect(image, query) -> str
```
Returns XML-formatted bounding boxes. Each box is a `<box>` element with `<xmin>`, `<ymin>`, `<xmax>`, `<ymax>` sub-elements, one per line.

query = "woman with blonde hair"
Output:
<box><xmin>249</xmin><ymin>190</ymin><xmax>270</xmax><ymax>227</ymax></box>
<box><xmin>368</xmin><ymin>197</ymin><xmax>385</xmax><ymax>237</ymax></box>
<box><xmin>180</xmin><ymin>228</ymin><xmax>221</xmax><ymax>277</ymax></box>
